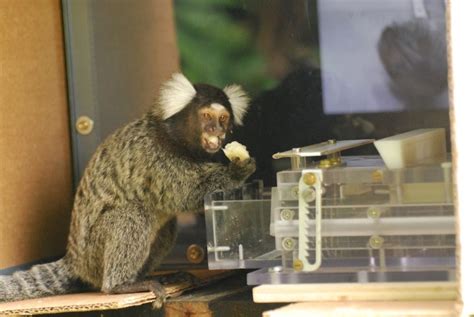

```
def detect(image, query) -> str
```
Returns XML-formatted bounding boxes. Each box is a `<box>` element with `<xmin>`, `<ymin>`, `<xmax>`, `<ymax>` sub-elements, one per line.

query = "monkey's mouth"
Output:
<box><xmin>202</xmin><ymin>135</ymin><xmax>223</xmax><ymax>153</ymax></box>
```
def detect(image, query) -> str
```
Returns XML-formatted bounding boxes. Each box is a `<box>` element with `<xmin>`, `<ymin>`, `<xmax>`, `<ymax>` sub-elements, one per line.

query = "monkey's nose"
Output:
<box><xmin>206</xmin><ymin>125</ymin><xmax>217</xmax><ymax>133</ymax></box>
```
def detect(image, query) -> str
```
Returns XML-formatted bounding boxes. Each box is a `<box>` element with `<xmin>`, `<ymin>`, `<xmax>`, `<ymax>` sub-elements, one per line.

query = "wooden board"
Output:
<box><xmin>163</xmin><ymin>272</ymin><xmax>281</xmax><ymax>317</ymax></box>
<box><xmin>263</xmin><ymin>301</ymin><xmax>457</xmax><ymax>317</ymax></box>
<box><xmin>253</xmin><ymin>282</ymin><xmax>457</xmax><ymax>303</ymax></box>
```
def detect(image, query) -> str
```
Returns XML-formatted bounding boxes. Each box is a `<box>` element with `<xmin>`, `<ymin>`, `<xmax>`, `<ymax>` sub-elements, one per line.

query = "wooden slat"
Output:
<box><xmin>447</xmin><ymin>1</ymin><xmax>474</xmax><ymax>315</ymax></box>
<box><xmin>253</xmin><ymin>282</ymin><xmax>457</xmax><ymax>303</ymax></box>
<box><xmin>164</xmin><ymin>272</ymin><xmax>280</xmax><ymax>317</ymax></box>
<box><xmin>263</xmin><ymin>301</ymin><xmax>457</xmax><ymax>317</ymax></box>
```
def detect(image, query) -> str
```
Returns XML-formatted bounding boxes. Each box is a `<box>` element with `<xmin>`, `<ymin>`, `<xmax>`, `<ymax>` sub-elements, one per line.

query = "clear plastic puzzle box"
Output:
<box><xmin>204</xmin><ymin>129</ymin><xmax>455</xmax><ymax>285</ymax></box>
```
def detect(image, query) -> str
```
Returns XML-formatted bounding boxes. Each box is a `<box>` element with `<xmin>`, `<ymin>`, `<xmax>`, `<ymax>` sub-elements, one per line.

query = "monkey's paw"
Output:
<box><xmin>223</xmin><ymin>141</ymin><xmax>250</xmax><ymax>162</ymax></box>
<box><xmin>154</xmin><ymin>271</ymin><xmax>202</xmax><ymax>287</ymax></box>
<box><xmin>152</xmin><ymin>297</ymin><xmax>165</xmax><ymax>310</ymax></box>
<box><xmin>230</xmin><ymin>157</ymin><xmax>256</xmax><ymax>180</ymax></box>
<box><xmin>107</xmin><ymin>280</ymin><xmax>167</xmax><ymax>310</ymax></box>
<box><xmin>149</xmin><ymin>282</ymin><xmax>167</xmax><ymax>310</ymax></box>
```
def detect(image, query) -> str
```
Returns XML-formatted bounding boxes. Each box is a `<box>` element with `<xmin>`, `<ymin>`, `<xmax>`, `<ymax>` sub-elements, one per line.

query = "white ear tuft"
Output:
<box><xmin>158</xmin><ymin>73</ymin><xmax>196</xmax><ymax>120</ymax></box>
<box><xmin>224</xmin><ymin>84</ymin><xmax>249</xmax><ymax>126</ymax></box>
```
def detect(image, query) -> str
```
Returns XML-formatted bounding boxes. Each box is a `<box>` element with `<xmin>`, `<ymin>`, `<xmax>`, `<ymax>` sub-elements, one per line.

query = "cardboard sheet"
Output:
<box><xmin>0</xmin><ymin>292</ymin><xmax>156</xmax><ymax>316</ymax></box>
<box><xmin>0</xmin><ymin>270</ymin><xmax>229</xmax><ymax>315</ymax></box>
<box><xmin>0</xmin><ymin>0</ymin><xmax>73</xmax><ymax>270</ymax></box>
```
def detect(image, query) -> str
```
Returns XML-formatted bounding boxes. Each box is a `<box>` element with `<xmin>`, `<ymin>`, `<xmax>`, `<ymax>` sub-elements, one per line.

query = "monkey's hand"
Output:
<box><xmin>229</xmin><ymin>157</ymin><xmax>256</xmax><ymax>181</ymax></box>
<box><xmin>179</xmin><ymin>155</ymin><xmax>256</xmax><ymax>211</ymax></box>
<box><xmin>223</xmin><ymin>141</ymin><xmax>255</xmax><ymax>181</ymax></box>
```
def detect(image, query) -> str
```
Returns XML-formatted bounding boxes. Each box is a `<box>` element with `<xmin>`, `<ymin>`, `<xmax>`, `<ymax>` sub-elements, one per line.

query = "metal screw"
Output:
<box><xmin>329</xmin><ymin>157</ymin><xmax>342</xmax><ymax>165</ymax></box>
<box><xmin>303</xmin><ymin>173</ymin><xmax>317</xmax><ymax>186</ymax></box>
<box><xmin>293</xmin><ymin>259</ymin><xmax>304</xmax><ymax>271</ymax></box>
<box><xmin>282</xmin><ymin>237</ymin><xmax>296</xmax><ymax>251</ymax></box>
<box><xmin>302</xmin><ymin>188</ymin><xmax>316</xmax><ymax>203</ymax></box>
<box><xmin>280</xmin><ymin>209</ymin><xmax>295</xmax><ymax>221</ymax></box>
<box><xmin>76</xmin><ymin>116</ymin><xmax>94</xmax><ymax>135</ymax></box>
<box><xmin>367</xmin><ymin>207</ymin><xmax>381</xmax><ymax>219</ymax></box>
<box><xmin>186</xmin><ymin>244</ymin><xmax>205</xmax><ymax>264</ymax></box>
<box><xmin>319</xmin><ymin>159</ymin><xmax>331</xmax><ymax>168</ymax></box>
<box><xmin>372</xmin><ymin>170</ymin><xmax>383</xmax><ymax>182</ymax></box>
<box><xmin>369</xmin><ymin>235</ymin><xmax>384</xmax><ymax>249</ymax></box>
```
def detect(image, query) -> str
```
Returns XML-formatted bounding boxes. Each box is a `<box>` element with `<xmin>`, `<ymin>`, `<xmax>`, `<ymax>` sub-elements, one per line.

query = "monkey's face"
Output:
<box><xmin>198</xmin><ymin>104</ymin><xmax>231</xmax><ymax>154</ymax></box>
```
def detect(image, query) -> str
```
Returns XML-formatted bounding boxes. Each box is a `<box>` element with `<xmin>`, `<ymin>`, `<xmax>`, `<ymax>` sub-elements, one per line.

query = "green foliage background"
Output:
<box><xmin>173</xmin><ymin>0</ymin><xmax>275</xmax><ymax>95</ymax></box>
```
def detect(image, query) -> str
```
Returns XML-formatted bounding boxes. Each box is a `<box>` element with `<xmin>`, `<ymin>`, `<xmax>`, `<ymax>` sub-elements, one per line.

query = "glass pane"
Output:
<box><xmin>174</xmin><ymin>0</ymin><xmax>450</xmax><ymax>186</ymax></box>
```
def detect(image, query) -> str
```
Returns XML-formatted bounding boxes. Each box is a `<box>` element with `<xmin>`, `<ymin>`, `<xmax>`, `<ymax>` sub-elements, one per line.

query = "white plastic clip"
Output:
<box><xmin>298</xmin><ymin>170</ymin><xmax>323</xmax><ymax>272</ymax></box>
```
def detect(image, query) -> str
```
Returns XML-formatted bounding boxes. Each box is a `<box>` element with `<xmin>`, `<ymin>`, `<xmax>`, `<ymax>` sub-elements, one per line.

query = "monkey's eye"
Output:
<box><xmin>202</xmin><ymin>113</ymin><xmax>212</xmax><ymax>121</ymax></box>
<box><xmin>219</xmin><ymin>115</ymin><xmax>229</xmax><ymax>123</ymax></box>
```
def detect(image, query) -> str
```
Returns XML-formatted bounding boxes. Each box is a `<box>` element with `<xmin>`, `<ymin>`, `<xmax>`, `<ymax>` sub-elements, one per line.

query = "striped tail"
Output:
<box><xmin>0</xmin><ymin>257</ymin><xmax>81</xmax><ymax>302</ymax></box>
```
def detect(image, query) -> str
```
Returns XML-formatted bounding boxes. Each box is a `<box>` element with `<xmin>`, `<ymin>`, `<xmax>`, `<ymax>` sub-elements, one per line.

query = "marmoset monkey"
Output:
<box><xmin>0</xmin><ymin>73</ymin><xmax>255</xmax><ymax>308</ymax></box>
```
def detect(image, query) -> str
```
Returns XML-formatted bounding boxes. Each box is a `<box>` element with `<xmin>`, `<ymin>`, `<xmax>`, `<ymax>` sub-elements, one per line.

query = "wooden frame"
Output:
<box><xmin>448</xmin><ymin>0</ymin><xmax>474</xmax><ymax>315</ymax></box>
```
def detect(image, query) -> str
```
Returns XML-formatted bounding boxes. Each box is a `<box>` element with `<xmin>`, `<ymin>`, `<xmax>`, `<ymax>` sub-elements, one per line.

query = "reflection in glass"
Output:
<box><xmin>174</xmin><ymin>0</ymin><xmax>449</xmax><ymax>186</ymax></box>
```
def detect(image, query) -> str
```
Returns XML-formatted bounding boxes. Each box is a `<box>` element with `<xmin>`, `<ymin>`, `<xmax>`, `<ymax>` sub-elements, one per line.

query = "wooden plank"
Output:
<box><xmin>164</xmin><ymin>273</ymin><xmax>281</xmax><ymax>317</ymax></box>
<box><xmin>164</xmin><ymin>288</ymin><xmax>246</xmax><ymax>317</ymax></box>
<box><xmin>253</xmin><ymin>282</ymin><xmax>457</xmax><ymax>303</ymax></box>
<box><xmin>263</xmin><ymin>301</ymin><xmax>457</xmax><ymax>317</ymax></box>
<box><xmin>447</xmin><ymin>1</ymin><xmax>474</xmax><ymax>315</ymax></box>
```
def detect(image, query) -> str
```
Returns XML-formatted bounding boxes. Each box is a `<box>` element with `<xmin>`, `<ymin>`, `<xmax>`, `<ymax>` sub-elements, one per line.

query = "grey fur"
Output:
<box><xmin>0</xmin><ymin>258</ymin><xmax>80</xmax><ymax>302</ymax></box>
<box><xmin>0</xmin><ymin>80</ymin><xmax>255</xmax><ymax>305</ymax></box>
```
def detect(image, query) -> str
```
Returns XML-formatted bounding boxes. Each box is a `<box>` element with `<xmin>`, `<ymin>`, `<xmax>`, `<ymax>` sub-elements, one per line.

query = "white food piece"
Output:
<box><xmin>207</xmin><ymin>136</ymin><xmax>219</xmax><ymax>147</ymax></box>
<box><xmin>223</xmin><ymin>141</ymin><xmax>250</xmax><ymax>161</ymax></box>
<box><xmin>374</xmin><ymin>128</ymin><xmax>446</xmax><ymax>169</ymax></box>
